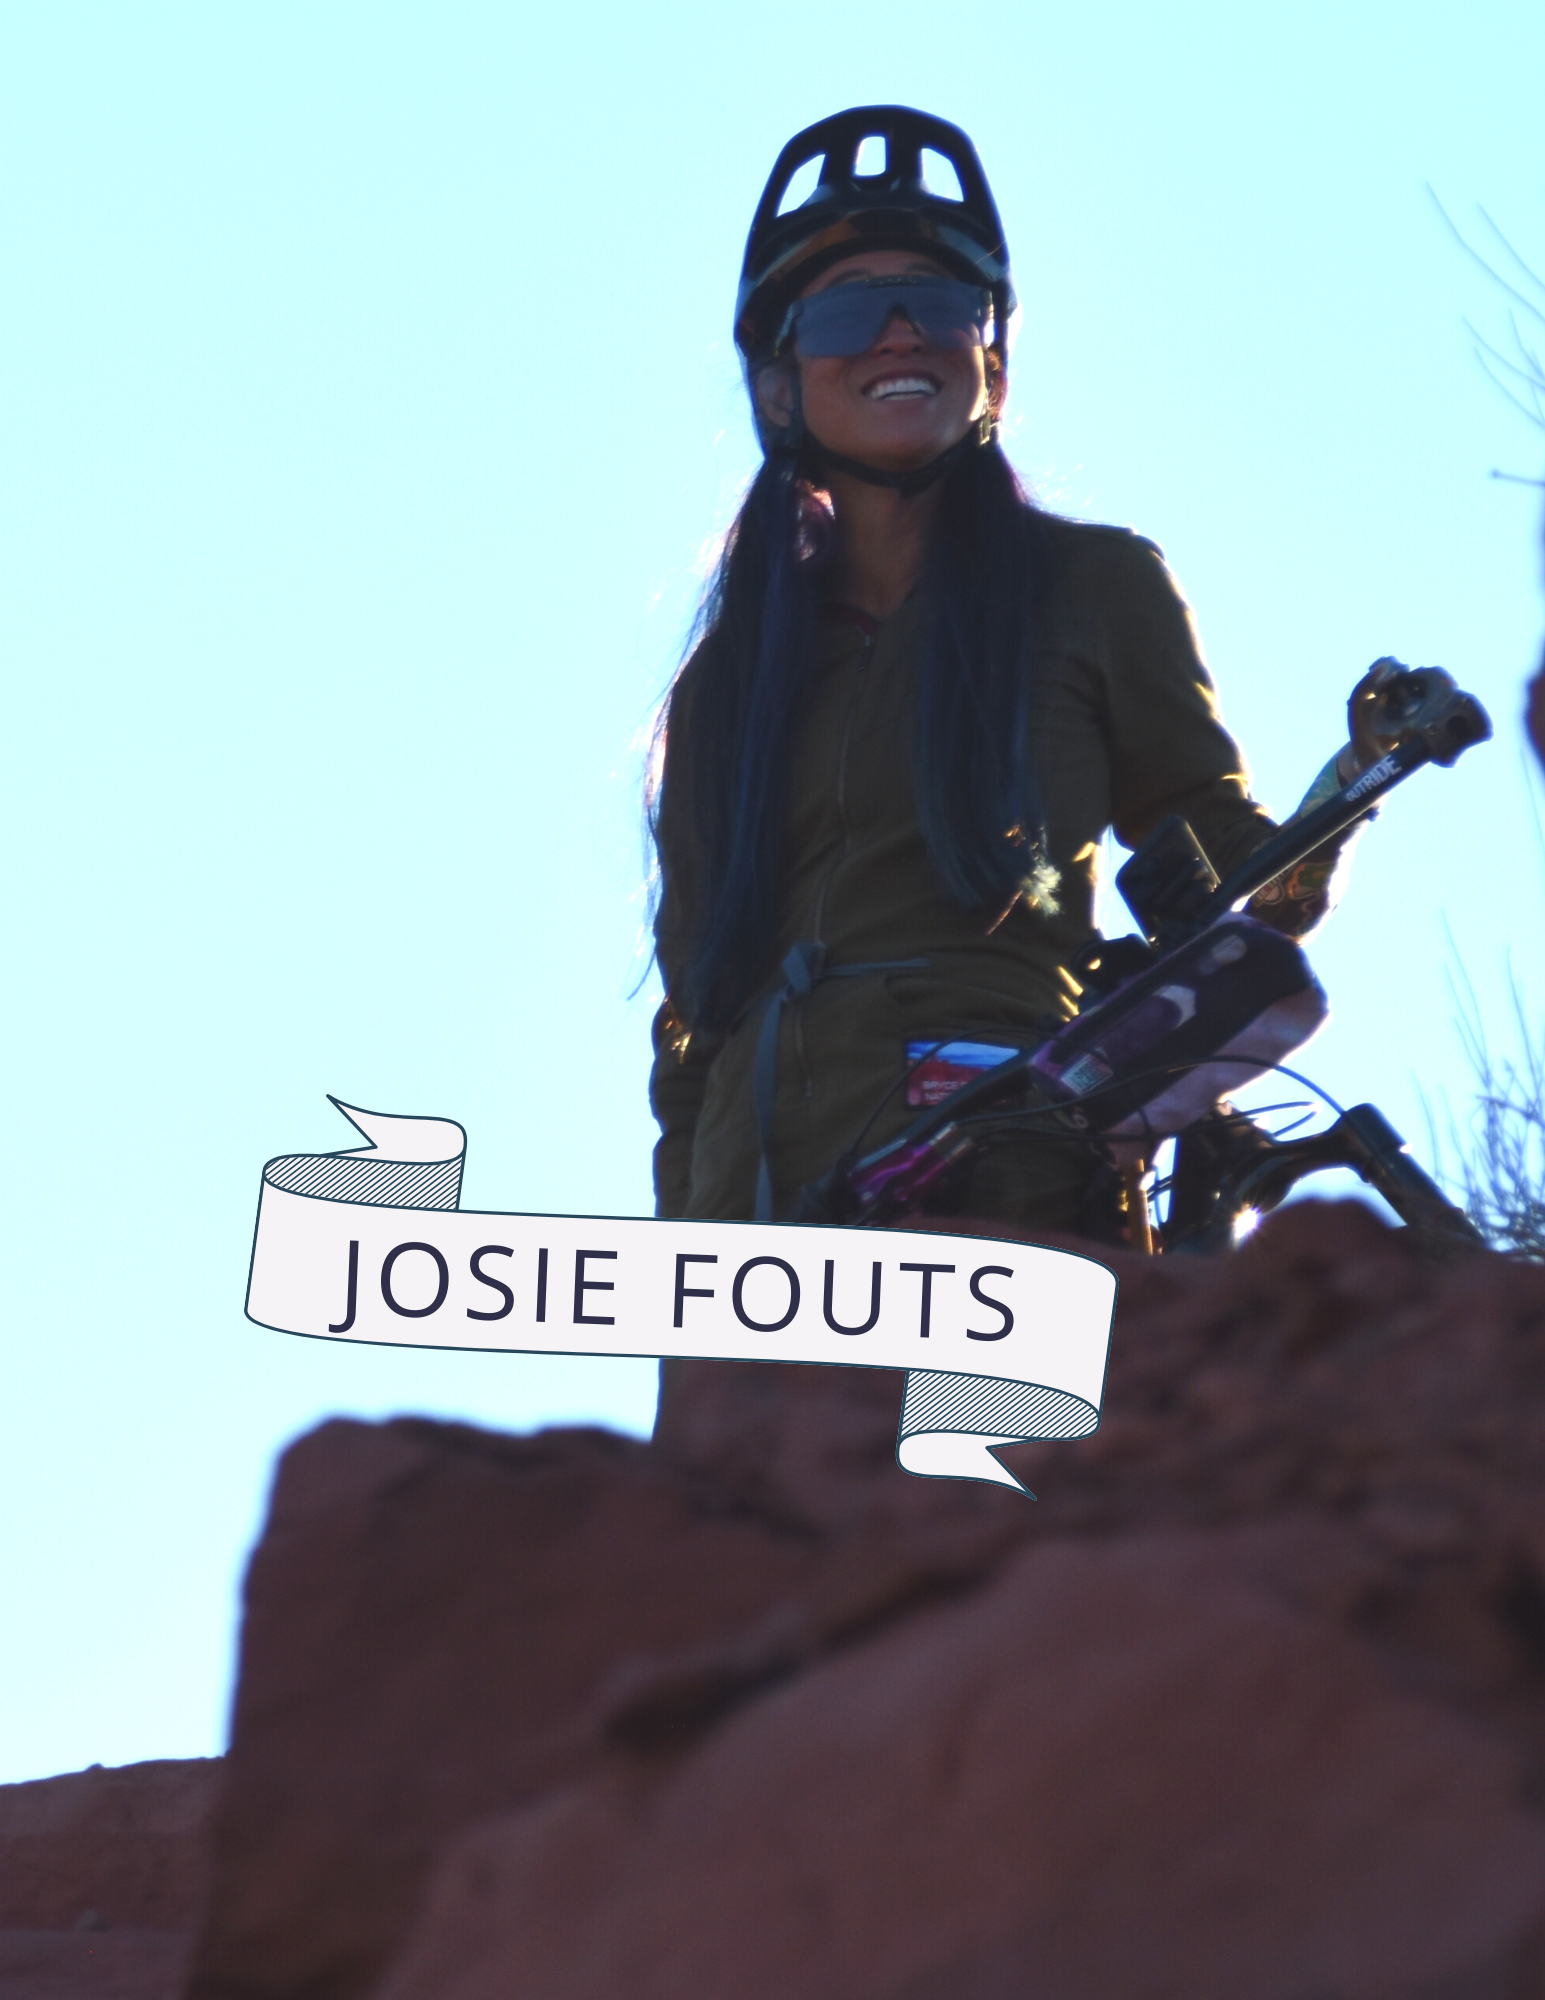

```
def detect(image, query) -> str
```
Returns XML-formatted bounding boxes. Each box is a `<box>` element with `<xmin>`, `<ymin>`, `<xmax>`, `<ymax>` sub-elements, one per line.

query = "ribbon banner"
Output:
<box><xmin>246</xmin><ymin>1100</ymin><xmax>1117</xmax><ymax>1493</ymax></box>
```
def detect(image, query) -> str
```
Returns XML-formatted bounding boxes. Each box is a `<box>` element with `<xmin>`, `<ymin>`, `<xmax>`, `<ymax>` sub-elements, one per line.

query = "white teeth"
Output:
<box><xmin>866</xmin><ymin>376</ymin><xmax>938</xmax><ymax>400</ymax></box>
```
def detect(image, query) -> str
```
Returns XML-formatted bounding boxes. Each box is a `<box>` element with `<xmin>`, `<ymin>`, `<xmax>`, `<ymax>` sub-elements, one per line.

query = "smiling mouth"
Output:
<box><xmin>864</xmin><ymin>375</ymin><xmax>940</xmax><ymax>401</ymax></box>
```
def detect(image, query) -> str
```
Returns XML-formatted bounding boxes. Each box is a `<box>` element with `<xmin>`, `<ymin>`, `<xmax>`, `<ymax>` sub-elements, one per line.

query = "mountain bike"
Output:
<box><xmin>796</xmin><ymin>667</ymin><xmax>1493</xmax><ymax>1255</ymax></box>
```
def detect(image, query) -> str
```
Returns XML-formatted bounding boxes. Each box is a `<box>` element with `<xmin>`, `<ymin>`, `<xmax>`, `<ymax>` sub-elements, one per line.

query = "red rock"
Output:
<box><xmin>374</xmin><ymin>1529</ymin><xmax>1545</xmax><ymax>2000</ymax></box>
<box><xmin>183</xmin><ymin>1416</ymin><xmax>1026</xmax><ymax>2000</ymax></box>
<box><xmin>0</xmin><ymin>1928</ymin><xmax>190</xmax><ymax>2000</ymax></box>
<box><xmin>0</xmin><ymin>1757</ymin><xmax>220</xmax><ymax>1933</ymax></box>
<box><xmin>176</xmin><ymin>1201</ymin><xmax>1545</xmax><ymax>1999</ymax></box>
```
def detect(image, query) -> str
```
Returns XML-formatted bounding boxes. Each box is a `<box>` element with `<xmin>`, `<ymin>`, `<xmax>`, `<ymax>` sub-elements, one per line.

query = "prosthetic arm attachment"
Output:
<box><xmin>1246</xmin><ymin>661</ymin><xmax>1479</xmax><ymax>934</ymax></box>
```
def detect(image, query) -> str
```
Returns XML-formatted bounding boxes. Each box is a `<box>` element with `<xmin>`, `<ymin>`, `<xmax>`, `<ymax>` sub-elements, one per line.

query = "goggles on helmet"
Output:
<box><xmin>777</xmin><ymin>276</ymin><xmax>994</xmax><ymax>360</ymax></box>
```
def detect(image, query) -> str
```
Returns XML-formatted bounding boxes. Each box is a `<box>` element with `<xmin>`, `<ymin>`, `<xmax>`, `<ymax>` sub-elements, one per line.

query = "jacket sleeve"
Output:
<box><xmin>1101</xmin><ymin>535</ymin><xmax>1363</xmax><ymax>939</ymax></box>
<box><xmin>1101</xmin><ymin>533</ymin><xmax>1279</xmax><ymax>882</ymax></box>
<box><xmin>646</xmin><ymin>654</ymin><xmax>725</xmax><ymax>1220</ymax></box>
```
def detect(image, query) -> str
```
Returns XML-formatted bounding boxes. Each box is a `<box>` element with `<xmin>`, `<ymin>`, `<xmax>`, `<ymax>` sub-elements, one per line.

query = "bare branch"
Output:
<box><xmin>1424</xmin><ymin>940</ymin><xmax>1545</xmax><ymax>1257</ymax></box>
<box><xmin>1430</xmin><ymin>187</ymin><xmax>1545</xmax><ymax>325</ymax></box>
<box><xmin>1431</xmin><ymin>188</ymin><xmax>1545</xmax><ymax>435</ymax></box>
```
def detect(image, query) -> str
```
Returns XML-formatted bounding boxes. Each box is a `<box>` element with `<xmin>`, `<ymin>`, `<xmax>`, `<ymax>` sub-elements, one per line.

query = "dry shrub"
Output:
<box><xmin>1428</xmin><ymin>964</ymin><xmax>1545</xmax><ymax>1258</ymax></box>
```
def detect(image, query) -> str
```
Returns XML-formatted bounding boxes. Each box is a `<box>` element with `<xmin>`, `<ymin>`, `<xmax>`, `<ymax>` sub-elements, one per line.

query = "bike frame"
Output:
<box><xmin>804</xmin><ymin>670</ymin><xmax>1492</xmax><ymax>1254</ymax></box>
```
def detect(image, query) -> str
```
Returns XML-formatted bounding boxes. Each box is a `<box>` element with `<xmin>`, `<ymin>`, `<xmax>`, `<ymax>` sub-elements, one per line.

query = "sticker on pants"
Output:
<box><xmin>905</xmin><ymin>1039</ymin><xmax>1021</xmax><ymax>1108</ymax></box>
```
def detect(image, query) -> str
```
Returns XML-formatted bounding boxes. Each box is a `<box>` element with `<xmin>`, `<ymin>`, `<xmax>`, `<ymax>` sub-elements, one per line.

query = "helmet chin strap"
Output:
<box><xmin>812</xmin><ymin>425</ymin><xmax>990</xmax><ymax>497</ymax></box>
<box><xmin>766</xmin><ymin>392</ymin><xmax>996</xmax><ymax>497</ymax></box>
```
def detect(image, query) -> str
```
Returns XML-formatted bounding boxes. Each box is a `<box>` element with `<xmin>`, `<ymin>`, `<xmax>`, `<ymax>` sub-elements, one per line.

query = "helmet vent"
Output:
<box><xmin>776</xmin><ymin>154</ymin><xmax>825</xmax><ymax>215</ymax></box>
<box><xmin>854</xmin><ymin>133</ymin><xmax>888</xmax><ymax>178</ymax></box>
<box><xmin>737</xmin><ymin>108</ymin><xmax>1017</xmax><ymax>375</ymax></box>
<box><xmin>919</xmin><ymin>147</ymin><xmax>964</xmax><ymax>202</ymax></box>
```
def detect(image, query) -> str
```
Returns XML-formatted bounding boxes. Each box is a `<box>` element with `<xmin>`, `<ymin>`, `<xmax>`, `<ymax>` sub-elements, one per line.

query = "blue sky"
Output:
<box><xmin>2</xmin><ymin>1</ymin><xmax>1543</xmax><ymax>1783</ymax></box>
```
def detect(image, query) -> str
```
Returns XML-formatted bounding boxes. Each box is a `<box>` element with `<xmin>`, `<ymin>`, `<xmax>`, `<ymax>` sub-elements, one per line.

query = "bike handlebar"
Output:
<box><xmin>1116</xmin><ymin>674</ymin><xmax>1492</xmax><ymax>943</ymax></box>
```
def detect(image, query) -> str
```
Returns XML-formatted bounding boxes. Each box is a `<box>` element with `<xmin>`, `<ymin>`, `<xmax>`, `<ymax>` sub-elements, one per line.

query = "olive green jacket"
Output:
<box><xmin>650</xmin><ymin>517</ymin><xmax>1282</xmax><ymax>1222</ymax></box>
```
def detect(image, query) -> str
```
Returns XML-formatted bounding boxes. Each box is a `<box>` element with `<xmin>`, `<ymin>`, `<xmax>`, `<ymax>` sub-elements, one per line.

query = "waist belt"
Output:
<box><xmin>753</xmin><ymin>940</ymin><xmax>929</xmax><ymax>1221</ymax></box>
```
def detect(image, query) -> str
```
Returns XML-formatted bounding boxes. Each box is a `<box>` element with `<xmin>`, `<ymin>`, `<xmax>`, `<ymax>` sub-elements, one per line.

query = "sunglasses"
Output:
<box><xmin>780</xmin><ymin>277</ymin><xmax>995</xmax><ymax>359</ymax></box>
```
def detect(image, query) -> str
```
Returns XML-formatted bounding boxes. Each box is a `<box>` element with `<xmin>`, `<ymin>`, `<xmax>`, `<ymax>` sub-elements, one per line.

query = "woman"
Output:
<box><xmin>649</xmin><ymin>105</ymin><xmax>1374</xmax><ymax>1238</ymax></box>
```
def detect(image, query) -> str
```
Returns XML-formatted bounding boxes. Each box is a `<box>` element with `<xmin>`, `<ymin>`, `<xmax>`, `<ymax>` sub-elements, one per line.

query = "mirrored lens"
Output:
<box><xmin>789</xmin><ymin>280</ymin><xmax>991</xmax><ymax>358</ymax></box>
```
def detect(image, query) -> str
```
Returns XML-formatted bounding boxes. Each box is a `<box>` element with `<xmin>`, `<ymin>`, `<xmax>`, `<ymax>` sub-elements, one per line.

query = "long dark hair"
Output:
<box><xmin>653</xmin><ymin>438</ymin><xmax>1054</xmax><ymax>1032</ymax></box>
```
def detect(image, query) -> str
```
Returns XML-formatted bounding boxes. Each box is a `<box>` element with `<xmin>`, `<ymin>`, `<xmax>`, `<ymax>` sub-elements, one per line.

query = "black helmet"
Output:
<box><xmin>735</xmin><ymin>105</ymin><xmax>1018</xmax><ymax>368</ymax></box>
